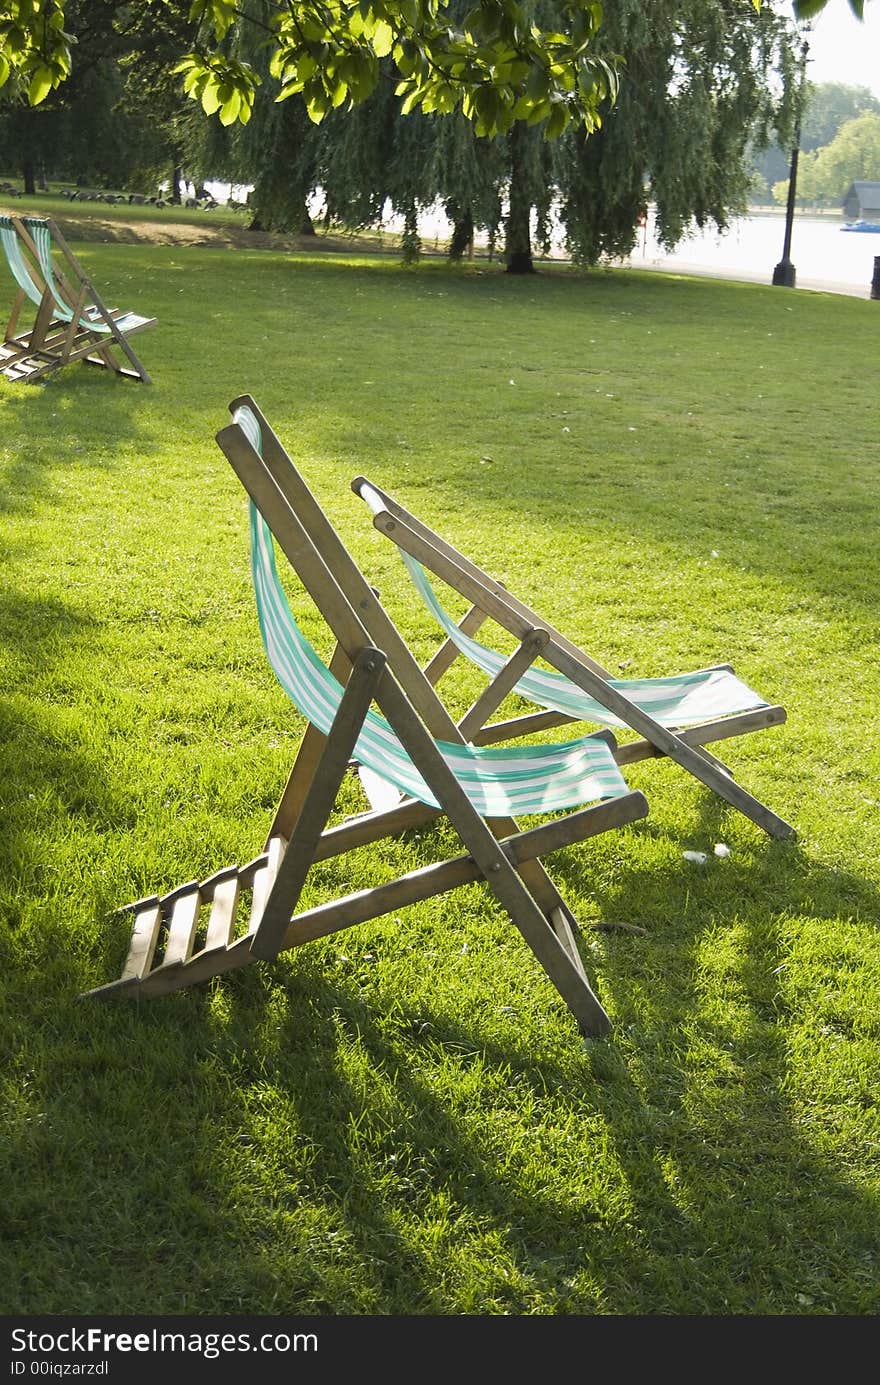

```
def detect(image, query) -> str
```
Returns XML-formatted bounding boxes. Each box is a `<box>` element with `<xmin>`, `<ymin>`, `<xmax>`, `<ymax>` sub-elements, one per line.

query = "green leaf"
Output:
<box><xmin>201</xmin><ymin>80</ymin><xmax>221</xmax><ymax>116</ymax></box>
<box><xmin>546</xmin><ymin>103</ymin><xmax>568</xmax><ymax>139</ymax></box>
<box><xmin>27</xmin><ymin>64</ymin><xmax>54</xmax><ymax>105</ymax></box>
<box><xmin>372</xmin><ymin>19</ymin><xmax>394</xmax><ymax>57</ymax></box>
<box><xmin>792</xmin><ymin>0</ymin><xmax>828</xmax><ymax>16</ymax></box>
<box><xmin>298</xmin><ymin>54</ymin><xmax>317</xmax><ymax>83</ymax></box>
<box><xmin>219</xmin><ymin>89</ymin><xmax>241</xmax><ymax>125</ymax></box>
<box><xmin>305</xmin><ymin>88</ymin><xmax>331</xmax><ymax>123</ymax></box>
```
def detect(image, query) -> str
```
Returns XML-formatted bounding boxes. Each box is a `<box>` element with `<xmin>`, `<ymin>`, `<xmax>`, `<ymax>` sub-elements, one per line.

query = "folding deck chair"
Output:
<box><xmin>351</xmin><ymin>477</ymin><xmax>795</xmax><ymax>841</ymax></box>
<box><xmin>0</xmin><ymin>214</ymin><xmax>155</xmax><ymax>383</ymax></box>
<box><xmin>0</xmin><ymin>213</ymin><xmax>103</xmax><ymax>378</ymax></box>
<box><xmin>83</xmin><ymin>396</ymin><xmax>650</xmax><ymax>1039</ymax></box>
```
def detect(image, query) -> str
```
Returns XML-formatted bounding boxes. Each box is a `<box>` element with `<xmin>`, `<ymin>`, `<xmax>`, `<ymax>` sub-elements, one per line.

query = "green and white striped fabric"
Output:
<box><xmin>382</xmin><ymin>522</ymin><xmax>770</xmax><ymax>730</ymax></box>
<box><xmin>0</xmin><ymin>215</ymin><xmax>44</xmax><ymax>305</ymax></box>
<box><xmin>235</xmin><ymin>405</ymin><xmax>632</xmax><ymax>816</ymax></box>
<box><xmin>23</xmin><ymin>218</ymin><xmax>150</xmax><ymax>336</ymax></box>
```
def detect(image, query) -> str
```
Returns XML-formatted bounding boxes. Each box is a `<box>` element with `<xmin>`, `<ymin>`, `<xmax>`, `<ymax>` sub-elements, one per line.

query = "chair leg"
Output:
<box><xmin>251</xmin><ymin>648</ymin><xmax>387</xmax><ymax>960</ymax></box>
<box><xmin>267</xmin><ymin>643</ymin><xmax>352</xmax><ymax>843</ymax></box>
<box><xmin>374</xmin><ymin>671</ymin><xmax>622</xmax><ymax>1035</ymax></box>
<box><xmin>4</xmin><ymin>287</ymin><xmax>25</xmax><ymax>343</ymax></box>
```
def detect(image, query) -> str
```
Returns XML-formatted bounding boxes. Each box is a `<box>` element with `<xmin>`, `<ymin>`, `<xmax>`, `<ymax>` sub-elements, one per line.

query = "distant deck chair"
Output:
<box><xmin>0</xmin><ymin>214</ymin><xmax>155</xmax><ymax>383</ymax></box>
<box><xmin>84</xmin><ymin>396</ymin><xmax>650</xmax><ymax>1038</ymax></box>
<box><xmin>351</xmin><ymin>476</ymin><xmax>794</xmax><ymax>841</ymax></box>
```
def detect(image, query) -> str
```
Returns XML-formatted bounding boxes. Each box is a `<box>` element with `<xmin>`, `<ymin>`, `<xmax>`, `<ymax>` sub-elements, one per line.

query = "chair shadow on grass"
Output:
<box><xmin>87</xmin><ymin>801</ymin><xmax>875</xmax><ymax>1314</ymax></box>
<box><xmin>3</xmin><ymin>792</ymin><xmax>879</xmax><ymax>1313</ymax></box>
<box><xmin>185</xmin><ymin>852</ymin><xmax>880</xmax><ymax>1316</ymax></box>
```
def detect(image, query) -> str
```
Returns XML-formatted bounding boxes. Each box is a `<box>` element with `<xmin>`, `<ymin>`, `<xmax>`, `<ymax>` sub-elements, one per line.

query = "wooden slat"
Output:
<box><xmin>202</xmin><ymin>872</ymin><xmax>240</xmax><ymax>952</ymax></box>
<box><xmin>549</xmin><ymin>906</ymin><xmax>588</xmax><ymax>980</ymax></box>
<box><xmin>422</xmin><ymin>603</ymin><xmax>489</xmax><ymax>684</ymax></box>
<box><xmin>471</xmin><ymin>708</ymin><xmax>577</xmax><ymax>744</ymax></box>
<box><xmin>313</xmin><ymin>797</ymin><xmax>439</xmax><ymax>859</ymax></box>
<box><xmin>159</xmin><ymin>888</ymin><xmax>201</xmax><ymax>968</ymax></box>
<box><xmin>613</xmin><ymin>705</ymin><xmax>787</xmax><ymax>765</ymax></box>
<box><xmin>457</xmin><ymin>627</ymin><xmax>549</xmax><ymax>742</ymax></box>
<box><xmin>252</xmin><ymin>649</ymin><xmax>385</xmax><ymax>960</ymax></box>
<box><xmin>267</xmin><ymin>641</ymin><xmax>351</xmax><ymax>843</ymax></box>
<box><xmin>134</xmin><ymin>933</ymin><xmax>254</xmax><ymax>999</ymax></box>
<box><xmin>4</xmin><ymin>286</ymin><xmax>24</xmax><ymax>342</ymax></box>
<box><xmin>246</xmin><ymin>835</ymin><xmax>285</xmax><ymax>936</ymax></box>
<box><xmin>120</xmin><ymin>899</ymin><xmax>162</xmax><ymax>982</ymax></box>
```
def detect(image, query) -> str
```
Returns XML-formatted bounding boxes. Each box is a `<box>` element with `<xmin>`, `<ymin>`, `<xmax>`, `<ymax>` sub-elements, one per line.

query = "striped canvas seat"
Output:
<box><xmin>0</xmin><ymin>215</ymin><xmax>45</xmax><ymax>306</ymax></box>
<box><xmin>393</xmin><ymin>537</ymin><xmax>770</xmax><ymax>730</ymax></box>
<box><xmin>23</xmin><ymin>218</ymin><xmax>152</xmax><ymax>335</ymax></box>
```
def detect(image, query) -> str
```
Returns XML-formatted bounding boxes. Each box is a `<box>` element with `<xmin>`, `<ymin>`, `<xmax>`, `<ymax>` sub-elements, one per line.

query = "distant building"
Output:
<box><xmin>842</xmin><ymin>181</ymin><xmax>880</xmax><ymax>220</ymax></box>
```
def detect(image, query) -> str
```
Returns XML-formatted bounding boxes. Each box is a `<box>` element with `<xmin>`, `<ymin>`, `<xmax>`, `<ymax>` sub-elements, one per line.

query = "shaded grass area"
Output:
<box><xmin>0</xmin><ymin>190</ymin><xmax>416</xmax><ymax>256</ymax></box>
<box><xmin>1</xmin><ymin>239</ymin><xmax>879</xmax><ymax>1315</ymax></box>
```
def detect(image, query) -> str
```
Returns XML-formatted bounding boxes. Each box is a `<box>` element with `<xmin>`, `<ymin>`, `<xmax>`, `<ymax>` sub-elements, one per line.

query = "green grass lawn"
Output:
<box><xmin>1</xmin><ymin>229</ymin><xmax>879</xmax><ymax>1316</ymax></box>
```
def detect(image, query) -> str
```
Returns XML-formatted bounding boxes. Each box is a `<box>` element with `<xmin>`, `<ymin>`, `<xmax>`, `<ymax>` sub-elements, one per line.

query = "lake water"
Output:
<box><xmin>632</xmin><ymin>210</ymin><xmax>878</xmax><ymax>298</ymax></box>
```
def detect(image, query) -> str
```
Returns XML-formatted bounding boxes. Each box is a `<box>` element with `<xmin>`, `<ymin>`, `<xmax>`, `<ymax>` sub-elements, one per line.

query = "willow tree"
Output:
<box><xmin>552</xmin><ymin>0</ymin><xmax>806</xmax><ymax>265</ymax></box>
<box><xmin>279</xmin><ymin>1</ymin><xmax>806</xmax><ymax>273</ymax></box>
<box><xmin>451</xmin><ymin>0</ymin><xmax>806</xmax><ymax>270</ymax></box>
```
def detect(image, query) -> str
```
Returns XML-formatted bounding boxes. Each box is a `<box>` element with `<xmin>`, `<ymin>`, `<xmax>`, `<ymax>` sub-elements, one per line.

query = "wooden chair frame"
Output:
<box><xmin>83</xmin><ymin>396</ymin><xmax>650</xmax><ymax>1039</ymax></box>
<box><xmin>1</xmin><ymin>215</ymin><xmax>68</xmax><ymax>371</ymax></box>
<box><xmin>0</xmin><ymin>214</ymin><xmax>155</xmax><ymax>383</ymax></box>
<box><xmin>350</xmin><ymin>476</ymin><xmax>795</xmax><ymax>842</ymax></box>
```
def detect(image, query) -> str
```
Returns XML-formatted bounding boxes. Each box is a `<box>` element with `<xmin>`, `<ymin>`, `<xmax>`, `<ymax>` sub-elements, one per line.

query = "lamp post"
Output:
<box><xmin>772</xmin><ymin>34</ymin><xmax>810</xmax><ymax>289</ymax></box>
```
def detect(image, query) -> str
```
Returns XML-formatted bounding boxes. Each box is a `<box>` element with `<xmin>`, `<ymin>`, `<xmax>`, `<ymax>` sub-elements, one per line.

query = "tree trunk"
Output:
<box><xmin>505</xmin><ymin>124</ymin><xmax>535</xmax><ymax>274</ymax></box>
<box><xmin>248</xmin><ymin>195</ymin><xmax>315</xmax><ymax>235</ymax></box>
<box><xmin>400</xmin><ymin>204</ymin><xmax>421</xmax><ymax>264</ymax></box>
<box><xmin>170</xmin><ymin>165</ymin><xmax>183</xmax><ymax>204</ymax></box>
<box><xmin>22</xmin><ymin>151</ymin><xmax>36</xmax><ymax>196</ymax></box>
<box><xmin>449</xmin><ymin>210</ymin><xmax>474</xmax><ymax>261</ymax></box>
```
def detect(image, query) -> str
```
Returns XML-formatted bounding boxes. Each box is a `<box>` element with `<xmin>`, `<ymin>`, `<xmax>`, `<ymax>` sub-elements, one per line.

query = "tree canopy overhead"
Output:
<box><xmin>1</xmin><ymin>0</ymin><xmax>865</xmax><ymax>140</ymax></box>
<box><xmin>0</xmin><ymin>0</ymin><xmax>619</xmax><ymax>138</ymax></box>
